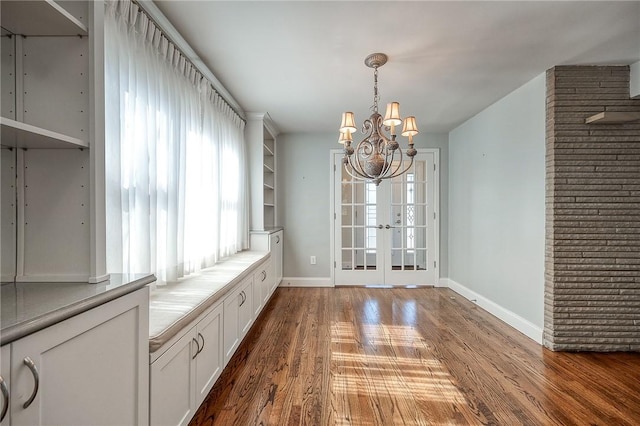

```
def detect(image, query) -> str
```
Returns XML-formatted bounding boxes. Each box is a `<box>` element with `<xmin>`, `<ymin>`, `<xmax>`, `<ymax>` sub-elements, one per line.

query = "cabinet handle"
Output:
<box><xmin>239</xmin><ymin>291</ymin><xmax>246</xmax><ymax>306</ymax></box>
<box><xmin>261</xmin><ymin>270</ymin><xmax>266</xmax><ymax>282</ymax></box>
<box><xmin>23</xmin><ymin>357</ymin><xmax>39</xmax><ymax>409</ymax></box>
<box><xmin>276</xmin><ymin>235</ymin><xmax>280</xmax><ymax>244</ymax></box>
<box><xmin>197</xmin><ymin>332</ymin><xmax>205</xmax><ymax>355</ymax></box>
<box><xmin>0</xmin><ymin>375</ymin><xmax>8</xmax><ymax>422</ymax></box>
<box><xmin>192</xmin><ymin>337</ymin><xmax>200</xmax><ymax>359</ymax></box>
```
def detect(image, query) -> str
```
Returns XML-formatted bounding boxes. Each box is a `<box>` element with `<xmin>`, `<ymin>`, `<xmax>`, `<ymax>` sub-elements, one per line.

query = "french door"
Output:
<box><xmin>332</xmin><ymin>149</ymin><xmax>438</xmax><ymax>286</ymax></box>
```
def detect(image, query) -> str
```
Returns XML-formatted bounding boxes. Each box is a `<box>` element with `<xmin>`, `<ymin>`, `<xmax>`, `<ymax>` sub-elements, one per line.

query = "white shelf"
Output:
<box><xmin>1</xmin><ymin>0</ymin><xmax>88</xmax><ymax>36</ymax></box>
<box><xmin>585</xmin><ymin>111</ymin><xmax>640</xmax><ymax>124</ymax></box>
<box><xmin>1</xmin><ymin>117</ymin><xmax>88</xmax><ymax>149</ymax></box>
<box><xmin>263</xmin><ymin>163</ymin><xmax>274</xmax><ymax>173</ymax></box>
<box><xmin>264</xmin><ymin>183</ymin><xmax>274</xmax><ymax>190</ymax></box>
<box><xmin>263</xmin><ymin>142</ymin><xmax>274</xmax><ymax>156</ymax></box>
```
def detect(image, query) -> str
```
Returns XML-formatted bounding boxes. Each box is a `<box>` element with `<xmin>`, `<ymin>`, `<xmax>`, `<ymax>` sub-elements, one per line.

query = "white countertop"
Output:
<box><xmin>1</xmin><ymin>274</ymin><xmax>155</xmax><ymax>345</ymax></box>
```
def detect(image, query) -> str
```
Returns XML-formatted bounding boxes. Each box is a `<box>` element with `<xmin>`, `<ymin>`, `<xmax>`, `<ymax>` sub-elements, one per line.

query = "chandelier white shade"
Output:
<box><xmin>338</xmin><ymin>53</ymin><xmax>418</xmax><ymax>185</ymax></box>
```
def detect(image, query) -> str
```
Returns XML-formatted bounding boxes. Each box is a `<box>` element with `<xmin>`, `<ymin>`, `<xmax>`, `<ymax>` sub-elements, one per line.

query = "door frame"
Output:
<box><xmin>329</xmin><ymin>148</ymin><xmax>440</xmax><ymax>286</ymax></box>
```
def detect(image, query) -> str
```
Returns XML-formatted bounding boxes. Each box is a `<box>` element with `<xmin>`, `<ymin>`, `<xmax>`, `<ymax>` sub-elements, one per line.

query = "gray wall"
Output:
<box><xmin>448</xmin><ymin>72</ymin><xmax>546</xmax><ymax>329</ymax></box>
<box><xmin>277</xmin><ymin>132</ymin><xmax>449</xmax><ymax>280</ymax></box>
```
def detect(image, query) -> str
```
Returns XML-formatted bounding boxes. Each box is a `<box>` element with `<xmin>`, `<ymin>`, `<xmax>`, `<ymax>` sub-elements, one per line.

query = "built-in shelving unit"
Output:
<box><xmin>247</xmin><ymin>113</ymin><xmax>279</xmax><ymax>231</ymax></box>
<box><xmin>263</xmin><ymin>136</ymin><xmax>276</xmax><ymax>215</ymax></box>
<box><xmin>585</xmin><ymin>111</ymin><xmax>640</xmax><ymax>124</ymax></box>
<box><xmin>1</xmin><ymin>0</ymin><xmax>104</xmax><ymax>284</ymax></box>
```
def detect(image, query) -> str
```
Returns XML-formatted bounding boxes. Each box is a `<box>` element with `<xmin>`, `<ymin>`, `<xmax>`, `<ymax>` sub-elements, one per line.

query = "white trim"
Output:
<box><xmin>436</xmin><ymin>277</ymin><xmax>449</xmax><ymax>288</ymax></box>
<box><xmin>329</xmin><ymin>149</ymin><xmax>340</xmax><ymax>286</ymax></box>
<box><xmin>445</xmin><ymin>278</ymin><xmax>543</xmax><ymax>344</ymax></box>
<box><xmin>280</xmin><ymin>277</ymin><xmax>333</xmax><ymax>288</ymax></box>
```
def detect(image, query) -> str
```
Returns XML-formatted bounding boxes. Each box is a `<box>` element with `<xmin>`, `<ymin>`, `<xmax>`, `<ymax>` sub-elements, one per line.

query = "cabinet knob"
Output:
<box><xmin>276</xmin><ymin>235</ymin><xmax>280</xmax><ymax>244</ymax></box>
<box><xmin>22</xmin><ymin>357</ymin><xmax>39</xmax><ymax>409</ymax></box>
<box><xmin>0</xmin><ymin>375</ymin><xmax>8</xmax><ymax>422</ymax></box>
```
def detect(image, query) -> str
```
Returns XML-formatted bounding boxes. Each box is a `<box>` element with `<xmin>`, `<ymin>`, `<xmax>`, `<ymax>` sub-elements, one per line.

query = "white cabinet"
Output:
<box><xmin>252</xmin><ymin>259</ymin><xmax>271</xmax><ymax>317</ymax></box>
<box><xmin>150</xmin><ymin>302</ymin><xmax>223</xmax><ymax>426</ymax></box>
<box><xmin>1</xmin><ymin>287</ymin><xmax>149</xmax><ymax>426</ymax></box>
<box><xmin>223</xmin><ymin>276</ymin><xmax>253</xmax><ymax>364</ymax></box>
<box><xmin>149</xmin><ymin>328</ymin><xmax>195</xmax><ymax>426</ymax></box>
<box><xmin>251</xmin><ymin>229</ymin><xmax>283</xmax><ymax>289</ymax></box>
<box><xmin>246</xmin><ymin>113</ymin><xmax>279</xmax><ymax>231</ymax></box>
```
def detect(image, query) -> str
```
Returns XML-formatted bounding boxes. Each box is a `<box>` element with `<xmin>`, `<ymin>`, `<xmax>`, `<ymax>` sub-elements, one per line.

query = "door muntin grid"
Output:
<box><xmin>389</xmin><ymin>160</ymin><xmax>428</xmax><ymax>271</ymax></box>
<box><xmin>341</xmin><ymin>167</ymin><xmax>377</xmax><ymax>271</ymax></box>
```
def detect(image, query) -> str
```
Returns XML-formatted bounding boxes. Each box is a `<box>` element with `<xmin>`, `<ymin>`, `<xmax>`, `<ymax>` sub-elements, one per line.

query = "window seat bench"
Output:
<box><xmin>148</xmin><ymin>250</ymin><xmax>270</xmax><ymax>353</ymax></box>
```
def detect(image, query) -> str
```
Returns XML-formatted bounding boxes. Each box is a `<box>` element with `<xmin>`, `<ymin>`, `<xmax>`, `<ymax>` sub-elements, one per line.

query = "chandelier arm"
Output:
<box><xmin>344</xmin><ymin>158</ymin><xmax>371</xmax><ymax>181</ymax></box>
<box><xmin>386</xmin><ymin>148</ymin><xmax>405</xmax><ymax>178</ymax></box>
<box><xmin>389</xmin><ymin>155</ymin><xmax>415</xmax><ymax>180</ymax></box>
<box><xmin>345</xmin><ymin>147</ymin><xmax>373</xmax><ymax>180</ymax></box>
<box><xmin>378</xmin><ymin>147</ymin><xmax>396</xmax><ymax>178</ymax></box>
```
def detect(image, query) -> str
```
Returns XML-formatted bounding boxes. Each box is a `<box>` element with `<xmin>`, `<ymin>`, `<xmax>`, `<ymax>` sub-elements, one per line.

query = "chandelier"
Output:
<box><xmin>338</xmin><ymin>53</ymin><xmax>418</xmax><ymax>186</ymax></box>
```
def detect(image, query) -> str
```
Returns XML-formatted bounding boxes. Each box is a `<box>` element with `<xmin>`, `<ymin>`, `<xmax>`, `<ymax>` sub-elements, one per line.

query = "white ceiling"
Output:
<box><xmin>154</xmin><ymin>1</ymin><xmax>640</xmax><ymax>134</ymax></box>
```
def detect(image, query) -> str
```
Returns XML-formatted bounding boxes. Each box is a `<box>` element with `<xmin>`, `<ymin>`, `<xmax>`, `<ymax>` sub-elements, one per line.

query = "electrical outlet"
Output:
<box><xmin>310</xmin><ymin>256</ymin><xmax>317</xmax><ymax>265</ymax></box>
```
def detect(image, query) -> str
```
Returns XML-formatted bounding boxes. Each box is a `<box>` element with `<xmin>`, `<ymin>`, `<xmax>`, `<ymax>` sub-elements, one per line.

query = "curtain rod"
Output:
<box><xmin>132</xmin><ymin>0</ymin><xmax>246</xmax><ymax>123</ymax></box>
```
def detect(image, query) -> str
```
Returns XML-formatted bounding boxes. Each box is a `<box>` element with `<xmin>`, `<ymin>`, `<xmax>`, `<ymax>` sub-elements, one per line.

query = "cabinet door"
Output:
<box><xmin>194</xmin><ymin>303</ymin><xmax>223</xmax><ymax>406</ymax></box>
<box><xmin>271</xmin><ymin>230</ymin><xmax>283</xmax><ymax>285</ymax></box>
<box><xmin>10</xmin><ymin>287</ymin><xmax>149</xmax><ymax>426</ymax></box>
<box><xmin>0</xmin><ymin>345</ymin><xmax>9</xmax><ymax>426</ymax></box>
<box><xmin>261</xmin><ymin>260</ymin><xmax>274</xmax><ymax>305</ymax></box>
<box><xmin>150</xmin><ymin>328</ymin><xmax>198</xmax><ymax>426</ymax></box>
<box><xmin>223</xmin><ymin>286</ymin><xmax>241</xmax><ymax>364</ymax></box>
<box><xmin>238</xmin><ymin>277</ymin><xmax>254</xmax><ymax>338</ymax></box>
<box><xmin>253</xmin><ymin>266</ymin><xmax>266</xmax><ymax>317</ymax></box>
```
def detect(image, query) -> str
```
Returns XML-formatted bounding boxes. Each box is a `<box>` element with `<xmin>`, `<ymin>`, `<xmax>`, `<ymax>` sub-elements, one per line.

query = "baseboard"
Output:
<box><xmin>444</xmin><ymin>278</ymin><xmax>543</xmax><ymax>344</ymax></box>
<box><xmin>280</xmin><ymin>277</ymin><xmax>333</xmax><ymax>288</ymax></box>
<box><xmin>436</xmin><ymin>277</ymin><xmax>449</xmax><ymax>288</ymax></box>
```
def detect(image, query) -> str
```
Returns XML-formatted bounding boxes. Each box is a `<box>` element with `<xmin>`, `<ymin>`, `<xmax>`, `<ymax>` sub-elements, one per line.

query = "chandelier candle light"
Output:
<box><xmin>339</xmin><ymin>53</ymin><xmax>418</xmax><ymax>185</ymax></box>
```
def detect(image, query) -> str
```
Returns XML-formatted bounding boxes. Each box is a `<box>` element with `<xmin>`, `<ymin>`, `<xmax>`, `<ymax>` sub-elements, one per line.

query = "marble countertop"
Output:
<box><xmin>1</xmin><ymin>274</ymin><xmax>156</xmax><ymax>345</ymax></box>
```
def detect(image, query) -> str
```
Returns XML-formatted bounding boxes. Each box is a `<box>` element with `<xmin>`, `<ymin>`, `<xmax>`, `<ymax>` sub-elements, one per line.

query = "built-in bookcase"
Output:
<box><xmin>0</xmin><ymin>0</ymin><xmax>107</xmax><ymax>283</ymax></box>
<box><xmin>247</xmin><ymin>113</ymin><xmax>279</xmax><ymax>231</ymax></box>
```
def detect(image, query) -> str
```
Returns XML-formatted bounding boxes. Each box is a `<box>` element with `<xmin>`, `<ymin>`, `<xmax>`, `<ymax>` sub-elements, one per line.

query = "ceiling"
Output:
<box><xmin>153</xmin><ymin>1</ymin><xmax>640</xmax><ymax>134</ymax></box>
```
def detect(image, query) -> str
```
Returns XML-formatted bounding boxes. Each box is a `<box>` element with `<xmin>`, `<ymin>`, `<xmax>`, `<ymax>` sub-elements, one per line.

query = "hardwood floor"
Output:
<box><xmin>190</xmin><ymin>287</ymin><xmax>640</xmax><ymax>425</ymax></box>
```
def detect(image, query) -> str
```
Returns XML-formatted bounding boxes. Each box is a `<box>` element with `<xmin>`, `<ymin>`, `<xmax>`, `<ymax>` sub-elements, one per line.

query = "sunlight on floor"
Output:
<box><xmin>330</xmin><ymin>299</ymin><xmax>472</xmax><ymax>425</ymax></box>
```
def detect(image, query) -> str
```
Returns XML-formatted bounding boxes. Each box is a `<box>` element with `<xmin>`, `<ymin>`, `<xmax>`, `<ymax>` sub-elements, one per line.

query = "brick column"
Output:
<box><xmin>545</xmin><ymin>66</ymin><xmax>640</xmax><ymax>351</ymax></box>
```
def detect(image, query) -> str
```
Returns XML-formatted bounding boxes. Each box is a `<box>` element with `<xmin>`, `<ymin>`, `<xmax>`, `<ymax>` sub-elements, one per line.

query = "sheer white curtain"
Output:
<box><xmin>105</xmin><ymin>0</ymin><xmax>248</xmax><ymax>283</ymax></box>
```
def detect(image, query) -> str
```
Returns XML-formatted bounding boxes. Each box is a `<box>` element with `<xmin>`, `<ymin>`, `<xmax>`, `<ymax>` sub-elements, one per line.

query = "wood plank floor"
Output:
<box><xmin>190</xmin><ymin>287</ymin><xmax>640</xmax><ymax>425</ymax></box>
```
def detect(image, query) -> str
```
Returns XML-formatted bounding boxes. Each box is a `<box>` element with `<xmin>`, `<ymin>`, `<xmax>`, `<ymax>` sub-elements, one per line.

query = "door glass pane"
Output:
<box><xmin>340</xmin><ymin>166</ymin><xmax>376</xmax><ymax>271</ymax></box>
<box><xmin>388</xmin><ymin>159</ymin><xmax>428</xmax><ymax>271</ymax></box>
<box><xmin>341</xmin><ymin>249</ymin><xmax>352</xmax><ymax>270</ymax></box>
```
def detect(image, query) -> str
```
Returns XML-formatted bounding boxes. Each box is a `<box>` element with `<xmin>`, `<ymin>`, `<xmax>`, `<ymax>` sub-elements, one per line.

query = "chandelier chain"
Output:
<box><xmin>372</xmin><ymin>66</ymin><xmax>379</xmax><ymax>113</ymax></box>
